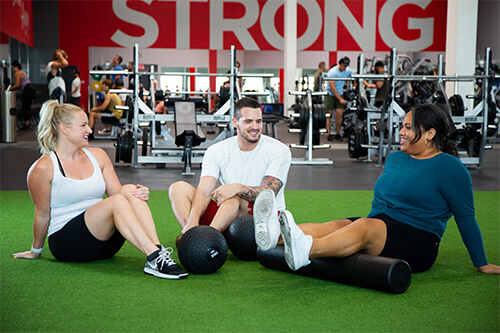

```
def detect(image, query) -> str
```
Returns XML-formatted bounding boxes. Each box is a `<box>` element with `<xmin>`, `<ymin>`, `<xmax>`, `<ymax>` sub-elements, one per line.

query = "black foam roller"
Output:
<box><xmin>257</xmin><ymin>246</ymin><xmax>411</xmax><ymax>294</ymax></box>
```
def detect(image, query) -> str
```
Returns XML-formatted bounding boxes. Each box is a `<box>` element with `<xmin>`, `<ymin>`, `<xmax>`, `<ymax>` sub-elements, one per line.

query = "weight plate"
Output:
<box><xmin>312</xmin><ymin>129</ymin><xmax>320</xmax><ymax>146</ymax></box>
<box><xmin>91</xmin><ymin>81</ymin><xmax>102</xmax><ymax>92</ymax></box>
<box><xmin>115</xmin><ymin>129</ymin><xmax>122</xmax><ymax>163</ymax></box>
<box><xmin>121</xmin><ymin>130</ymin><xmax>134</xmax><ymax>163</ymax></box>
<box><xmin>449</xmin><ymin>94</ymin><xmax>464</xmax><ymax>116</ymax></box>
<box><xmin>142</xmin><ymin>128</ymin><xmax>149</xmax><ymax>156</ymax></box>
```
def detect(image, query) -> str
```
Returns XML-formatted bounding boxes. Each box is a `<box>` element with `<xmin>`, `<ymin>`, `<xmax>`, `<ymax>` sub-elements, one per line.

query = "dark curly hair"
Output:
<box><xmin>409</xmin><ymin>104</ymin><xmax>458</xmax><ymax>157</ymax></box>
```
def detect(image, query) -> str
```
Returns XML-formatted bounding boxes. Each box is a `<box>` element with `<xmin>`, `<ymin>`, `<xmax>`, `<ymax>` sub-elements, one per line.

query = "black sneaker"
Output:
<box><xmin>327</xmin><ymin>134</ymin><xmax>335</xmax><ymax>141</ymax></box>
<box><xmin>144</xmin><ymin>247</ymin><xmax>188</xmax><ymax>279</ymax></box>
<box><xmin>334</xmin><ymin>134</ymin><xmax>343</xmax><ymax>141</ymax></box>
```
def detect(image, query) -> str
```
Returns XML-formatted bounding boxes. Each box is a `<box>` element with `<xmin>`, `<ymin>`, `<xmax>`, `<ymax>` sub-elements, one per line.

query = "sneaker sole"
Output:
<box><xmin>143</xmin><ymin>267</ymin><xmax>188</xmax><ymax>280</ymax></box>
<box><xmin>279</xmin><ymin>212</ymin><xmax>297</xmax><ymax>271</ymax></box>
<box><xmin>254</xmin><ymin>190</ymin><xmax>276</xmax><ymax>251</ymax></box>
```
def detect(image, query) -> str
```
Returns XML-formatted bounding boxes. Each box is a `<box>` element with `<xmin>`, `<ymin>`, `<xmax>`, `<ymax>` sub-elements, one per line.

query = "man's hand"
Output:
<box><xmin>212</xmin><ymin>184</ymin><xmax>241</xmax><ymax>205</ymax></box>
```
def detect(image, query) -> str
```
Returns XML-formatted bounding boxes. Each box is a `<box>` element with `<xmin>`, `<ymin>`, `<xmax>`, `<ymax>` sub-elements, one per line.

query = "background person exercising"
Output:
<box><xmin>88</xmin><ymin>79</ymin><xmax>122</xmax><ymax>136</ymax></box>
<box><xmin>373</xmin><ymin>61</ymin><xmax>388</xmax><ymax>108</ymax></box>
<box><xmin>313</xmin><ymin>61</ymin><xmax>326</xmax><ymax>92</ymax></box>
<box><xmin>111</xmin><ymin>55</ymin><xmax>123</xmax><ymax>85</ymax></box>
<box><xmin>325</xmin><ymin>57</ymin><xmax>375</xmax><ymax>141</ymax></box>
<box><xmin>169</xmin><ymin>97</ymin><xmax>291</xmax><ymax>245</ymax></box>
<box><xmin>46</xmin><ymin>49</ymin><xmax>68</xmax><ymax>103</ymax></box>
<box><xmin>9</xmin><ymin>60</ymin><xmax>35</xmax><ymax>129</ymax></box>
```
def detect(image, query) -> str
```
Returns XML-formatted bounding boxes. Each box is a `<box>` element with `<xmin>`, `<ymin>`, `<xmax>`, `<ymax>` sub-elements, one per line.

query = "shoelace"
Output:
<box><xmin>157</xmin><ymin>246</ymin><xmax>177</xmax><ymax>269</ymax></box>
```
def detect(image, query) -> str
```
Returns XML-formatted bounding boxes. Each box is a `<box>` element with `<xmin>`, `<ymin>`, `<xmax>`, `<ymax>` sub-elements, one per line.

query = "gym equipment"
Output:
<box><xmin>91</xmin><ymin>65</ymin><xmax>103</xmax><ymax>81</ymax></box>
<box><xmin>294</xmin><ymin>103</ymin><xmax>325</xmax><ymax>146</ymax></box>
<box><xmin>348</xmin><ymin>127</ymin><xmax>368</xmax><ymax>158</ymax></box>
<box><xmin>1</xmin><ymin>91</ymin><xmax>17</xmax><ymax>143</ymax></box>
<box><xmin>90</xmin><ymin>44</ymin><xmax>273</xmax><ymax>171</ymax></box>
<box><xmin>91</xmin><ymin>81</ymin><xmax>102</xmax><ymax>92</ymax></box>
<box><xmin>289</xmin><ymin>90</ymin><xmax>333</xmax><ymax>165</ymax></box>
<box><xmin>326</xmin><ymin>47</ymin><xmax>499</xmax><ymax>168</ymax></box>
<box><xmin>177</xmin><ymin>225</ymin><xmax>228</xmax><ymax>274</ymax></box>
<box><xmin>115</xmin><ymin>129</ymin><xmax>134</xmax><ymax>163</ymax></box>
<box><xmin>173</xmin><ymin>101</ymin><xmax>207</xmax><ymax>175</ymax></box>
<box><xmin>226</xmin><ymin>215</ymin><xmax>257</xmax><ymax>261</ymax></box>
<box><xmin>449</xmin><ymin>94</ymin><xmax>464</xmax><ymax>116</ymax></box>
<box><xmin>257</xmin><ymin>246</ymin><xmax>412</xmax><ymax>294</ymax></box>
<box><xmin>343</xmin><ymin>89</ymin><xmax>357</xmax><ymax>102</ymax></box>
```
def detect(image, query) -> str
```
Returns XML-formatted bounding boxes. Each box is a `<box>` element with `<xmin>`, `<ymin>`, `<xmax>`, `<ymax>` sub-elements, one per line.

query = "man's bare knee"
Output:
<box><xmin>169</xmin><ymin>181</ymin><xmax>192</xmax><ymax>200</ymax></box>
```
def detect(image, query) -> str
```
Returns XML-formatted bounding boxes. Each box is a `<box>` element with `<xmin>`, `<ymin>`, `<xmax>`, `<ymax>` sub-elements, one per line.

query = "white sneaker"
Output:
<box><xmin>279</xmin><ymin>210</ymin><xmax>313</xmax><ymax>271</ymax></box>
<box><xmin>97</xmin><ymin>128</ymin><xmax>111</xmax><ymax>135</ymax></box>
<box><xmin>253</xmin><ymin>189</ymin><xmax>280</xmax><ymax>251</ymax></box>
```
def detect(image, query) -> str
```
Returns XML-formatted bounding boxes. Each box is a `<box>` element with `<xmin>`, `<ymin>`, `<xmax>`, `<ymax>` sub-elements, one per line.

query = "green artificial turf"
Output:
<box><xmin>1</xmin><ymin>190</ymin><xmax>499</xmax><ymax>333</ymax></box>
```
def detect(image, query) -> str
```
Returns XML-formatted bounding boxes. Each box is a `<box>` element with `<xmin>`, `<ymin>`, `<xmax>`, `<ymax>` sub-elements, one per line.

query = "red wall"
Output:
<box><xmin>58</xmin><ymin>0</ymin><xmax>448</xmax><ymax>109</ymax></box>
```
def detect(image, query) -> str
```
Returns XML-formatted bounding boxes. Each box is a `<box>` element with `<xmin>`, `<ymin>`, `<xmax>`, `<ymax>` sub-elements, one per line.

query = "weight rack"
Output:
<box><xmin>90</xmin><ymin>44</ymin><xmax>274</xmax><ymax>173</ymax></box>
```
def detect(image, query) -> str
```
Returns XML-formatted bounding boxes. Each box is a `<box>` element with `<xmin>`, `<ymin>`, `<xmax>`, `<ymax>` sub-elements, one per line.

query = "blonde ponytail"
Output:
<box><xmin>37</xmin><ymin>100</ymin><xmax>81</xmax><ymax>154</ymax></box>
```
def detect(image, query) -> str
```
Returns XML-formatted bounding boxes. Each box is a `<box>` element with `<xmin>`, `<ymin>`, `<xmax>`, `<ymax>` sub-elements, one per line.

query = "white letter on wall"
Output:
<box><xmin>261</xmin><ymin>0</ymin><xmax>322</xmax><ymax>51</ymax></box>
<box><xmin>167</xmin><ymin>0</ymin><xmax>208</xmax><ymax>49</ymax></box>
<box><xmin>324</xmin><ymin>0</ymin><xmax>376</xmax><ymax>51</ymax></box>
<box><xmin>210</xmin><ymin>0</ymin><xmax>259</xmax><ymax>50</ymax></box>
<box><xmin>111</xmin><ymin>0</ymin><xmax>159</xmax><ymax>48</ymax></box>
<box><xmin>378</xmin><ymin>0</ymin><xmax>433</xmax><ymax>51</ymax></box>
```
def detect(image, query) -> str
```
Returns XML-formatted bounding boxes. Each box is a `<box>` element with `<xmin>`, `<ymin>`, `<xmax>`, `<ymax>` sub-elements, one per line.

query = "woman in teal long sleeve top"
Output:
<box><xmin>257</xmin><ymin>104</ymin><xmax>498</xmax><ymax>274</ymax></box>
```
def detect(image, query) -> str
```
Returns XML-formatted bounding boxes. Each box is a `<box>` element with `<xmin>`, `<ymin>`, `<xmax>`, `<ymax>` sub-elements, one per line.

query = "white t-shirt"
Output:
<box><xmin>118</xmin><ymin>87</ymin><xmax>127</xmax><ymax>104</ymax></box>
<box><xmin>71</xmin><ymin>77</ymin><xmax>81</xmax><ymax>98</ymax></box>
<box><xmin>201</xmin><ymin>135</ymin><xmax>292</xmax><ymax>211</ymax></box>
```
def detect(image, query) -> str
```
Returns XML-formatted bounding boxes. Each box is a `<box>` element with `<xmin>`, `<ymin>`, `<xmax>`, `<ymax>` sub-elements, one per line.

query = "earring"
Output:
<box><xmin>425</xmin><ymin>139</ymin><xmax>431</xmax><ymax>148</ymax></box>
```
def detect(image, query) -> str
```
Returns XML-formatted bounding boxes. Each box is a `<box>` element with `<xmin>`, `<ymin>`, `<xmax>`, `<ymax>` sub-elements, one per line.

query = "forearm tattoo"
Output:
<box><xmin>239</xmin><ymin>176</ymin><xmax>283</xmax><ymax>202</ymax></box>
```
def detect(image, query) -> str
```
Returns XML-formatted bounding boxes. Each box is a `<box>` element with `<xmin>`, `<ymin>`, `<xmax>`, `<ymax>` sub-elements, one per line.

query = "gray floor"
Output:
<box><xmin>1</xmin><ymin>121</ymin><xmax>499</xmax><ymax>191</ymax></box>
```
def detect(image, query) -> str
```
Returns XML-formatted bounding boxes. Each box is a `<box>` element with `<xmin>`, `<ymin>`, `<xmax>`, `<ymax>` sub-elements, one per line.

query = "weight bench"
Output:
<box><xmin>173</xmin><ymin>101</ymin><xmax>206</xmax><ymax>175</ymax></box>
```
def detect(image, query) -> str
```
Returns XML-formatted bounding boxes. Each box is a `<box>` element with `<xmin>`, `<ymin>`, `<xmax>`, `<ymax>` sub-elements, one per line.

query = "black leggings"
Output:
<box><xmin>347</xmin><ymin>214</ymin><xmax>440</xmax><ymax>273</ymax></box>
<box><xmin>49</xmin><ymin>211</ymin><xmax>125</xmax><ymax>262</ymax></box>
<box><xmin>21</xmin><ymin>84</ymin><xmax>35</xmax><ymax>124</ymax></box>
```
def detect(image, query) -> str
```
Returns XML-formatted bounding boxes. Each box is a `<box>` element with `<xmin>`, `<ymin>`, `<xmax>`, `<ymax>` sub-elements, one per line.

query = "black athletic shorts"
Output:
<box><xmin>347</xmin><ymin>214</ymin><xmax>440</xmax><ymax>273</ymax></box>
<box><xmin>48</xmin><ymin>211</ymin><xmax>125</xmax><ymax>262</ymax></box>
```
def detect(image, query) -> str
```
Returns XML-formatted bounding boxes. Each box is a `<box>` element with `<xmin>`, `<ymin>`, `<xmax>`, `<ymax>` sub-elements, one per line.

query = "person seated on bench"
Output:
<box><xmin>89</xmin><ymin>79</ymin><xmax>123</xmax><ymax>137</ymax></box>
<box><xmin>13</xmin><ymin>100</ymin><xmax>187</xmax><ymax>280</ymax></box>
<box><xmin>254</xmin><ymin>103</ymin><xmax>499</xmax><ymax>275</ymax></box>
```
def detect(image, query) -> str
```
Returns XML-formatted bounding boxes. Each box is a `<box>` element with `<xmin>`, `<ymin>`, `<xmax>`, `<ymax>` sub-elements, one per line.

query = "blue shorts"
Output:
<box><xmin>48</xmin><ymin>211</ymin><xmax>125</xmax><ymax>262</ymax></box>
<box><xmin>347</xmin><ymin>214</ymin><xmax>440</xmax><ymax>273</ymax></box>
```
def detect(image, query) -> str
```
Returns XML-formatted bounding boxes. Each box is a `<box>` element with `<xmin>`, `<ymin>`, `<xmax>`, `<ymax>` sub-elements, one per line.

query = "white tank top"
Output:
<box><xmin>47</xmin><ymin>148</ymin><xmax>106</xmax><ymax>236</ymax></box>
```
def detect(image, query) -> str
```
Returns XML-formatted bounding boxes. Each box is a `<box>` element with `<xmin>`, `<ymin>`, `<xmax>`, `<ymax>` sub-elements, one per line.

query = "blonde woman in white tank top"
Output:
<box><xmin>13</xmin><ymin>100</ymin><xmax>187</xmax><ymax>280</ymax></box>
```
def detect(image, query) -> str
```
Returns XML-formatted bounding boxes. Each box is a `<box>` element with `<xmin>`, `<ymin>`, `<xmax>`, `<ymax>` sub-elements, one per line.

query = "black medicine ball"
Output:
<box><xmin>226</xmin><ymin>215</ymin><xmax>258</xmax><ymax>261</ymax></box>
<box><xmin>177</xmin><ymin>225</ymin><xmax>228</xmax><ymax>274</ymax></box>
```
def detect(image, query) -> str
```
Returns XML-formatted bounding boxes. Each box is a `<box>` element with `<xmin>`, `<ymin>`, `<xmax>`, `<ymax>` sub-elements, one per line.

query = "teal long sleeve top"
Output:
<box><xmin>368</xmin><ymin>151</ymin><xmax>488</xmax><ymax>267</ymax></box>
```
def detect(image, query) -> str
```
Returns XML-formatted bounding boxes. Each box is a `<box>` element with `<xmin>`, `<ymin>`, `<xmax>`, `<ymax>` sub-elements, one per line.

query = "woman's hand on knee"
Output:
<box><xmin>132</xmin><ymin>184</ymin><xmax>149</xmax><ymax>202</ymax></box>
<box><xmin>477</xmin><ymin>263</ymin><xmax>500</xmax><ymax>274</ymax></box>
<box><xmin>117</xmin><ymin>184</ymin><xmax>149</xmax><ymax>202</ymax></box>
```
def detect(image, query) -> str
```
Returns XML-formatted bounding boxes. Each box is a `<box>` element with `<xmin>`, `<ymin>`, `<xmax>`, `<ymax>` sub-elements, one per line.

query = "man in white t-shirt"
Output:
<box><xmin>169</xmin><ymin>97</ymin><xmax>292</xmax><ymax>242</ymax></box>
